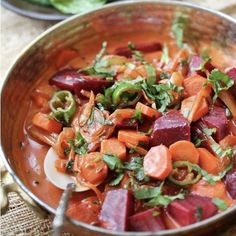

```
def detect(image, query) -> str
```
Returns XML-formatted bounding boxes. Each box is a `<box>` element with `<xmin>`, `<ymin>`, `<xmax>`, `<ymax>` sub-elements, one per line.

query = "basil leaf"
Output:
<box><xmin>102</xmin><ymin>153</ymin><xmax>122</xmax><ymax>170</ymax></box>
<box><xmin>50</xmin><ymin>0</ymin><xmax>106</xmax><ymax>14</ymax></box>
<box><xmin>172</xmin><ymin>16</ymin><xmax>188</xmax><ymax>48</ymax></box>
<box><xmin>212</xmin><ymin>198</ymin><xmax>227</xmax><ymax>211</ymax></box>
<box><xmin>206</xmin><ymin>69</ymin><xmax>234</xmax><ymax>101</ymax></box>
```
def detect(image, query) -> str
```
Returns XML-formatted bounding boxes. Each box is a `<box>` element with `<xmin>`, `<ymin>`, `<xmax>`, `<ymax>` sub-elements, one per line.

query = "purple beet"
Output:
<box><xmin>201</xmin><ymin>106</ymin><xmax>229</xmax><ymax>142</ymax></box>
<box><xmin>225</xmin><ymin>167</ymin><xmax>236</xmax><ymax>199</ymax></box>
<box><xmin>189</xmin><ymin>55</ymin><xmax>214</xmax><ymax>77</ymax></box>
<box><xmin>129</xmin><ymin>208</ymin><xmax>166</xmax><ymax>232</ymax></box>
<box><xmin>49</xmin><ymin>68</ymin><xmax>81</xmax><ymax>91</ymax></box>
<box><xmin>114</xmin><ymin>42</ymin><xmax>162</xmax><ymax>58</ymax></box>
<box><xmin>49</xmin><ymin>68</ymin><xmax>113</xmax><ymax>96</ymax></box>
<box><xmin>150</xmin><ymin>111</ymin><xmax>190</xmax><ymax>147</ymax></box>
<box><xmin>99</xmin><ymin>189</ymin><xmax>134</xmax><ymax>231</ymax></box>
<box><xmin>227</xmin><ymin>68</ymin><xmax>236</xmax><ymax>99</ymax></box>
<box><xmin>167</xmin><ymin>194</ymin><xmax>217</xmax><ymax>226</ymax></box>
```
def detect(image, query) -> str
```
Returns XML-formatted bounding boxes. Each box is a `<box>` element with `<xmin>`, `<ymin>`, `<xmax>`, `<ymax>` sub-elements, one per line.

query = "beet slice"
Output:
<box><xmin>150</xmin><ymin>111</ymin><xmax>190</xmax><ymax>147</ymax></box>
<box><xmin>225</xmin><ymin>167</ymin><xmax>236</xmax><ymax>199</ymax></box>
<box><xmin>201</xmin><ymin>106</ymin><xmax>229</xmax><ymax>142</ymax></box>
<box><xmin>114</xmin><ymin>42</ymin><xmax>162</xmax><ymax>58</ymax></box>
<box><xmin>167</xmin><ymin>194</ymin><xmax>217</xmax><ymax>226</ymax></box>
<box><xmin>49</xmin><ymin>68</ymin><xmax>113</xmax><ymax>96</ymax></box>
<box><xmin>129</xmin><ymin>208</ymin><xmax>166</xmax><ymax>232</ymax></box>
<box><xmin>49</xmin><ymin>68</ymin><xmax>81</xmax><ymax>91</ymax></box>
<box><xmin>99</xmin><ymin>189</ymin><xmax>134</xmax><ymax>231</ymax></box>
<box><xmin>189</xmin><ymin>55</ymin><xmax>214</xmax><ymax>77</ymax></box>
<box><xmin>227</xmin><ymin>68</ymin><xmax>236</xmax><ymax>99</ymax></box>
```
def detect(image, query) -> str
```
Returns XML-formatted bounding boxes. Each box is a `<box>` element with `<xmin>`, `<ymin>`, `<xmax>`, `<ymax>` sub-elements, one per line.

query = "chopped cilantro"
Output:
<box><xmin>102</xmin><ymin>153</ymin><xmax>122</xmax><ymax>170</ymax></box>
<box><xmin>66</xmin><ymin>159</ymin><xmax>74</xmax><ymax>173</ymax></box>
<box><xmin>172</xmin><ymin>16</ymin><xmax>188</xmax><ymax>48</ymax></box>
<box><xmin>203</xmin><ymin>127</ymin><xmax>217</xmax><ymax>136</ymax></box>
<box><xmin>160</xmin><ymin>43</ymin><xmax>169</xmax><ymax>64</ymax></box>
<box><xmin>109</xmin><ymin>173</ymin><xmax>124</xmax><ymax>186</ymax></box>
<box><xmin>145</xmin><ymin>64</ymin><xmax>157</xmax><ymax>86</ymax></box>
<box><xmin>132</xmin><ymin>109</ymin><xmax>143</xmax><ymax>123</ymax></box>
<box><xmin>211</xmin><ymin>143</ymin><xmax>234</xmax><ymax>159</ymax></box>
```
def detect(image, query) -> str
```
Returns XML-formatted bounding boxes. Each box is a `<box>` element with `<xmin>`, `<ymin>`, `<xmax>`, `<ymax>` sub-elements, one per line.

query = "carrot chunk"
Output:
<box><xmin>219</xmin><ymin>135</ymin><xmax>236</xmax><ymax>149</ymax></box>
<box><xmin>198</xmin><ymin>148</ymin><xmax>220</xmax><ymax>175</ymax></box>
<box><xmin>118</xmin><ymin>130</ymin><xmax>149</xmax><ymax>147</ymax></box>
<box><xmin>32</xmin><ymin>112</ymin><xmax>62</xmax><ymax>133</ymax></box>
<box><xmin>101</xmin><ymin>138</ymin><xmax>127</xmax><ymax>161</ymax></box>
<box><xmin>135</xmin><ymin>102</ymin><xmax>161</xmax><ymax>118</ymax></box>
<box><xmin>169</xmin><ymin>140</ymin><xmax>199</xmax><ymax>164</ymax></box>
<box><xmin>143</xmin><ymin>145</ymin><xmax>172</xmax><ymax>180</ymax></box>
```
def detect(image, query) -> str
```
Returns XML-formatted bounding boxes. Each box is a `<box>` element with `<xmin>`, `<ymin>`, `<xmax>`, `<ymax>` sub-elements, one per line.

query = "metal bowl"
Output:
<box><xmin>1</xmin><ymin>1</ymin><xmax>236</xmax><ymax>235</ymax></box>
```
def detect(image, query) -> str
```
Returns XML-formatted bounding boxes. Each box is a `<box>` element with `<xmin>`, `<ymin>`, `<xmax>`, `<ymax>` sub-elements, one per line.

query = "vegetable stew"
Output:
<box><xmin>21</xmin><ymin>18</ymin><xmax>236</xmax><ymax>232</ymax></box>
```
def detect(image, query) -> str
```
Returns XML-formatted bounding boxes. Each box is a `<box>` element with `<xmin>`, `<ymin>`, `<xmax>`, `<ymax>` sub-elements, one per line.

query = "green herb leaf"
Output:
<box><xmin>66</xmin><ymin>159</ymin><xmax>74</xmax><ymax>173</ymax></box>
<box><xmin>160</xmin><ymin>43</ymin><xmax>169</xmax><ymax>64</ymax></box>
<box><xmin>212</xmin><ymin>198</ymin><xmax>227</xmax><ymax>211</ymax></box>
<box><xmin>133</xmin><ymin>109</ymin><xmax>143</xmax><ymax>123</ymax></box>
<box><xmin>128</xmin><ymin>42</ymin><xmax>145</xmax><ymax>62</ymax></box>
<box><xmin>152</xmin><ymin>210</ymin><xmax>160</xmax><ymax>216</ymax></box>
<box><xmin>211</xmin><ymin>143</ymin><xmax>234</xmax><ymax>159</ymax></box>
<box><xmin>109</xmin><ymin>173</ymin><xmax>124</xmax><ymax>186</ymax></box>
<box><xmin>145</xmin><ymin>64</ymin><xmax>156</xmax><ymax>86</ymax></box>
<box><xmin>203</xmin><ymin>128</ymin><xmax>217</xmax><ymax>136</ymax></box>
<box><xmin>172</xmin><ymin>16</ymin><xmax>188</xmax><ymax>48</ymax></box>
<box><xmin>206</xmin><ymin>69</ymin><xmax>234</xmax><ymax>101</ymax></box>
<box><xmin>102</xmin><ymin>153</ymin><xmax>122</xmax><ymax>170</ymax></box>
<box><xmin>134</xmin><ymin>185</ymin><xmax>163</xmax><ymax>199</ymax></box>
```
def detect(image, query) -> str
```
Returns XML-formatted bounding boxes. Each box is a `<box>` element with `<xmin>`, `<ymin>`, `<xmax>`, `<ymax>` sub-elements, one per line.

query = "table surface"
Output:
<box><xmin>1</xmin><ymin>1</ymin><xmax>236</xmax><ymax>235</ymax></box>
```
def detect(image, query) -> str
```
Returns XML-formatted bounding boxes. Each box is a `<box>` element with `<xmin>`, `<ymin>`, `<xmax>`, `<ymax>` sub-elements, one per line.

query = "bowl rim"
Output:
<box><xmin>1</xmin><ymin>0</ymin><xmax>236</xmax><ymax>235</ymax></box>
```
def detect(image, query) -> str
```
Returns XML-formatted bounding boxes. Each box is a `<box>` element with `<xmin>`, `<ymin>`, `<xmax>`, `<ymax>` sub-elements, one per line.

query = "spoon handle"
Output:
<box><xmin>53</xmin><ymin>183</ymin><xmax>76</xmax><ymax>236</ymax></box>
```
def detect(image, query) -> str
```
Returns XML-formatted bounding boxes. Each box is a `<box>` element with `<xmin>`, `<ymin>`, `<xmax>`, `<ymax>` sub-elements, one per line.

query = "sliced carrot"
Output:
<box><xmin>169</xmin><ymin>140</ymin><xmax>199</xmax><ymax>164</ymax></box>
<box><xmin>54</xmin><ymin>159</ymin><xmax>67</xmax><ymax>173</ymax></box>
<box><xmin>135</xmin><ymin>102</ymin><xmax>161</xmax><ymax>118</ymax></box>
<box><xmin>191</xmin><ymin>179</ymin><xmax>233</xmax><ymax>206</ymax></box>
<box><xmin>219</xmin><ymin>90</ymin><xmax>236</xmax><ymax>117</ymax></box>
<box><xmin>110</xmin><ymin>109</ymin><xmax>136</xmax><ymax>126</ymax></box>
<box><xmin>229</xmin><ymin>120</ymin><xmax>236</xmax><ymax>136</ymax></box>
<box><xmin>143</xmin><ymin>145</ymin><xmax>172</xmax><ymax>180</ymax></box>
<box><xmin>183</xmin><ymin>74</ymin><xmax>208</xmax><ymax>97</ymax></box>
<box><xmin>80</xmin><ymin>152</ymin><xmax>108</xmax><ymax>185</ymax></box>
<box><xmin>169</xmin><ymin>72</ymin><xmax>184</xmax><ymax>87</ymax></box>
<box><xmin>32</xmin><ymin>112</ymin><xmax>62</xmax><ymax>134</ymax></box>
<box><xmin>198</xmin><ymin>148</ymin><xmax>220</xmax><ymax>175</ymax></box>
<box><xmin>101</xmin><ymin>138</ymin><xmax>127</xmax><ymax>161</ymax></box>
<box><xmin>181</xmin><ymin>95</ymin><xmax>209</xmax><ymax>122</ymax></box>
<box><xmin>118</xmin><ymin>130</ymin><xmax>149</xmax><ymax>147</ymax></box>
<box><xmin>219</xmin><ymin>135</ymin><xmax>236</xmax><ymax>149</ymax></box>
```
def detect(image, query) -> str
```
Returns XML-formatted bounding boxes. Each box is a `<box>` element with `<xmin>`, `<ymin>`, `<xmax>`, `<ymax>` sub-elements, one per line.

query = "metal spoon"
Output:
<box><xmin>44</xmin><ymin>147</ymin><xmax>89</xmax><ymax>192</ymax></box>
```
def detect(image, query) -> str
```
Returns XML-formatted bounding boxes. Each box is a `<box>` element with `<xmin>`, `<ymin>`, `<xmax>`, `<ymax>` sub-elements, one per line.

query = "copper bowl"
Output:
<box><xmin>1</xmin><ymin>1</ymin><xmax>236</xmax><ymax>235</ymax></box>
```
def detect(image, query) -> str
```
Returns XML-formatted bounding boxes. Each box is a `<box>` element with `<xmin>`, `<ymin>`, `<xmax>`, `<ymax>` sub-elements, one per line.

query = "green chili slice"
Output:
<box><xmin>112</xmin><ymin>83</ymin><xmax>141</xmax><ymax>107</ymax></box>
<box><xmin>168</xmin><ymin>161</ymin><xmax>202</xmax><ymax>186</ymax></box>
<box><xmin>49</xmin><ymin>90</ymin><xmax>76</xmax><ymax>125</ymax></box>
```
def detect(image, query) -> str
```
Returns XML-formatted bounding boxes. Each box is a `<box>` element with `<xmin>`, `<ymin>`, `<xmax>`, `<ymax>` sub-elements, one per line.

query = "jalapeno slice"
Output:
<box><xmin>168</xmin><ymin>161</ymin><xmax>202</xmax><ymax>186</ymax></box>
<box><xmin>50</xmin><ymin>90</ymin><xmax>76</xmax><ymax>125</ymax></box>
<box><xmin>112</xmin><ymin>83</ymin><xmax>141</xmax><ymax>107</ymax></box>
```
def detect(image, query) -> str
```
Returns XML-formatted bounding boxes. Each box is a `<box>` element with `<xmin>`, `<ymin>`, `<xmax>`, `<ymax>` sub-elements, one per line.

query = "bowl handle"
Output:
<box><xmin>0</xmin><ymin>164</ymin><xmax>48</xmax><ymax>219</ymax></box>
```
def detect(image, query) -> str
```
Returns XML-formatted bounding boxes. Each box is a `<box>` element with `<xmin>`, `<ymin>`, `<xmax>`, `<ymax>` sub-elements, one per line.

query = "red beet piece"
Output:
<box><xmin>129</xmin><ymin>208</ymin><xmax>166</xmax><ymax>232</ymax></box>
<box><xmin>49</xmin><ymin>68</ymin><xmax>81</xmax><ymax>91</ymax></box>
<box><xmin>150</xmin><ymin>111</ymin><xmax>190</xmax><ymax>147</ymax></box>
<box><xmin>99</xmin><ymin>189</ymin><xmax>134</xmax><ymax>231</ymax></box>
<box><xmin>114</xmin><ymin>42</ymin><xmax>162</xmax><ymax>58</ymax></box>
<box><xmin>225</xmin><ymin>167</ymin><xmax>236</xmax><ymax>199</ymax></box>
<box><xmin>201</xmin><ymin>106</ymin><xmax>229</xmax><ymax>142</ymax></box>
<box><xmin>189</xmin><ymin>55</ymin><xmax>214</xmax><ymax>77</ymax></box>
<box><xmin>227</xmin><ymin>68</ymin><xmax>236</xmax><ymax>99</ymax></box>
<box><xmin>167</xmin><ymin>194</ymin><xmax>217</xmax><ymax>226</ymax></box>
<box><xmin>73</xmin><ymin>75</ymin><xmax>113</xmax><ymax>96</ymax></box>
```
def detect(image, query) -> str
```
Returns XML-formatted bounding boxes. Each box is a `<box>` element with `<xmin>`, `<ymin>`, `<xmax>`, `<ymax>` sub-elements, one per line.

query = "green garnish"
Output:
<box><xmin>145</xmin><ymin>64</ymin><xmax>157</xmax><ymax>86</ymax></box>
<box><xmin>212</xmin><ymin>198</ymin><xmax>228</xmax><ymax>211</ymax></box>
<box><xmin>160</xmin><ymin>43</ymin><xmax>169</xmax><ymax>64</ymax></box>
<box><xmin>172</xmin><ymin>16</ymin><xmax>188</xmax><ymax>48</ymax></box>
<box><xmin>203</xmin><ymin>128</ymin><xmax>217</xmax><ymax>136</ymax></box>
<box><xmin>195</xmin><ymin>206</ymin><xmax>203</xmax><ymax>221</ymax></box>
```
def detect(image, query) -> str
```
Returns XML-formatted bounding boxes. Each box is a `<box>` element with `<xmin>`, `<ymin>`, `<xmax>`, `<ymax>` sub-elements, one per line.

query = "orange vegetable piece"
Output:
<box><xmin>32</xmin><ymin>112</ymin><xmax>62</xmax><ymax>133</ymax></box>
<box><xmin>183</xmin><ymin>74</ymin><xmax>208</xmax><ymax>96</ymax></box>
<box><xmin>219</xmin><ymin>90</ymin><xmax>236</xmax><ymax>117</ymax></box>
<box><xmin>198</xmin><ymin>148</ymin><xmax>220</xmax><ymax>175</ymax></box>
<box><xmin>135</xmin><ymin>102</ymin><xmax>161</xmax><ymax>118</ymax></box>
<box><xmin>80</xmin><ymin>152</ymin><xmax>108</xmax><ymax>185</ymax></box>
<box><xmin>169</xmin><ymin>140</ymin><xmax>199</xmax><ymax>164</ymax></box>
<box><xmin>118</xmin><ymin>130</ymin><xmax>149</xmax><ymax>147</ymax></box>
<box><xmin>101</xmin><ymin>138</ymin><xmax>126</xmax><ymax>161</ymax></box>
<box><xmin>219</xmin><ymin>135</ymin><xmax>236</xmax><ymax>149</ymax></box>
<box><xmin>143</xmin><ymin>145</ymin><xmax>172</xmax><ymax>180</ymax></box>
<box><xmin>181</xmin><ymin>95</ymin><xmax>209</xmax><ymax>122</ymax></box>
<box><xmin>54</xmin><ymin>159</ymin><xmax>67</xmax><ymax>173</ymax></box>
<box><xmin>191</xmin><ymin>179</ymin><xmax>233</xmax><ymax>207</ymax></box>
